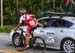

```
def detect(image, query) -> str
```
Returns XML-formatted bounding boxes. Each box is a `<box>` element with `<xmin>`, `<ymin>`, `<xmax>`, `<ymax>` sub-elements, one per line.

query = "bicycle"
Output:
<box><xmin>12</xmin><ymin>28</ymin><xmax>46</xmax><ymax>51</ymax></box>
<box><xmin>60</xmin><ymin>0</ymin><xmax>75</xmax><ymax>12</ymax></box>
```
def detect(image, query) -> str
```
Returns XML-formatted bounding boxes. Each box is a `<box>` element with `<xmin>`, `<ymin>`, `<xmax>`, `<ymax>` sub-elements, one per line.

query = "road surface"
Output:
<box><xmin>0</xmin><ymin>33</ymin><xmax>63</xmax><ymax>53</ymax></box>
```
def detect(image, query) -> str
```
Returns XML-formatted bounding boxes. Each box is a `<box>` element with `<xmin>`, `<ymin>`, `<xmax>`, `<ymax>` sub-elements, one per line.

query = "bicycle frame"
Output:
<box><xmin>19</xmin><ymin>28</ymin><xmax>34</xmax><ymax>46</ymax></box>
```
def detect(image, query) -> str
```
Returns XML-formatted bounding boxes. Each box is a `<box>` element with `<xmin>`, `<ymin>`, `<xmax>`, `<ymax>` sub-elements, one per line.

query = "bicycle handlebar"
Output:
<box><xmin>19</xmin><ymin>28</ymin><xmax>23</xmax><ymax>31</ymax></box>
<box><xmin>18</xmin><ymin>28</ymin><xmax>24</xmax><ymax>33</ymax></box>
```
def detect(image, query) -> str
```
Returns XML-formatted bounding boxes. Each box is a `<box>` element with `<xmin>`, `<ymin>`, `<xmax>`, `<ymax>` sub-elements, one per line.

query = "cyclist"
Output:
<box><xmin>66</xmin><ymin>0</ymin><xmax>71</xmax><ymax>6</ymax></box>
<box><xmin>14</xmin><ymin>8</ymin><xmax>44</xmax><ymax>50</ymax></box>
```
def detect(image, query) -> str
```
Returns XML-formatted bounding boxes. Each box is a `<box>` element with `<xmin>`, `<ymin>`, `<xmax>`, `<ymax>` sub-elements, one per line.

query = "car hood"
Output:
<box><xmin>10</xmin><ymin>26</ymin><xmax>27</xmax><ymax>36</ymax></box>
<box><xmin>11</xmin><ymin>26</ymin><xmax>27</xmax><ymax>34</ymax></box>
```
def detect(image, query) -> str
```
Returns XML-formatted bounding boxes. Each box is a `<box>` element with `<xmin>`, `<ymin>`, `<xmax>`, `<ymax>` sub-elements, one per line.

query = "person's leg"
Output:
<box><xmin>24</xmin><ymin>28</ymin><xmax>31</xmax><ymax>50</ymax></box>
<box><xmin>24</xmin><ymin>33</ymin><xmax>30</xmax><ymax>49</ymax></box>
<box><xmin>25</xmin><ymin>34</ymin><xmax>30</xmax><ymax>45</ymax></box>
<box><xmin>24</xmin><ymin>26</ymin><xmax>36</xmax><ymax>50</ymax></box>
<box><xmin>24</xmin><ymin>33</ymin><xmax>30</xmax><ymax>50</ymax></box>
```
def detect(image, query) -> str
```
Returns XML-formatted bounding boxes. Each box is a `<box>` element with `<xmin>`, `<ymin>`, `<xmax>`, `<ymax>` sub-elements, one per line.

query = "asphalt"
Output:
<box><xmin>0</xmin><ymin>33</ymin><xmax>64</xmax><ymax>53</ymax></box>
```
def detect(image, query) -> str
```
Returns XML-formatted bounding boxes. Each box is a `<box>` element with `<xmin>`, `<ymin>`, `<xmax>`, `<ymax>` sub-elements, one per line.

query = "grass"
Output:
<box><xmin>0</xmin><ymin>25</ymin><xmax>15</xmax><ymax>33</ymax></box>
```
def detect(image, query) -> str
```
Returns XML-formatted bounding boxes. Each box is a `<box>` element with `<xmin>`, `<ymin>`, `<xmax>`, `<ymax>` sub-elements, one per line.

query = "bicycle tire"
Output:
<box><xmin>12</xmin><ymin>33</ymin><xmax>25</xmax><ymax>50</ymax></box>
<box><xmin>32</xmin><ymin>36</ymin><xmax>46</xmax><ymax>51</ymax></box>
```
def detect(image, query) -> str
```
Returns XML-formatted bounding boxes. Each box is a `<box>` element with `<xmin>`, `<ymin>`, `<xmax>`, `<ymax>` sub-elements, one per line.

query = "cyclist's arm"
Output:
<box><xmin>37</xmin><ymin>22</ymin><xmax>44</xmax><ymax>27</ymax></box>
<box><xmin>14</xmin><ymin>16</ymin><xmax>23</xmax><ymax>31</ymax></box>
<box><xmin>14</xmin><ymin>23</ymin><xmax>22</xmax><ymax>31</ymax></box>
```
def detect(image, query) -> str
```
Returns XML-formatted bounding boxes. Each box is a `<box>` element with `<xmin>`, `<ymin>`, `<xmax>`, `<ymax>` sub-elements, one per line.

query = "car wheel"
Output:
<box><xmin>61</xmin><ymin>38</ymin><xmax>75</xmax><ymax>53</ymax></box>
<box><xmin>12</xmin><ymin>33</ymin><xmax>25</xmax><ymax>50</ymax></box>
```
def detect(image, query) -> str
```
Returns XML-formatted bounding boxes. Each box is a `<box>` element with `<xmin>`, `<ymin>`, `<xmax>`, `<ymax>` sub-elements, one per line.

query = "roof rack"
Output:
<box><xmin>41</xmin><ymin>11</ymin><xmax>75</xmax><ymax>16</ymax></box>
<box><xmin>41</xmin><ymin>11</ymin><xmax>75</xmax><ymax>19</ymax></box>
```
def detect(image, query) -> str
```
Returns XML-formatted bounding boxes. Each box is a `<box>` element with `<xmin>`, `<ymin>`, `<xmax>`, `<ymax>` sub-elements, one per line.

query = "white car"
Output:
<box><xmin>10</xmin><ymin>16</ymin><xmax>75</xmax><ymax>53</ymax></box>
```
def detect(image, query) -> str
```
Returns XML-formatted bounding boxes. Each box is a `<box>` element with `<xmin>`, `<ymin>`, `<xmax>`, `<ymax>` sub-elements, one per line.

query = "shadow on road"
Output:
<box><xmin>5</xmin><ymin>43</ymin><xmax>65</xmax><ymax>53</ymax></box>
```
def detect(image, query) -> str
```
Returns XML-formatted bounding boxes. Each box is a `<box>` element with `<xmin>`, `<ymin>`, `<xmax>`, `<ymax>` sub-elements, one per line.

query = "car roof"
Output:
<box><xmin>62</xmin><ymin>16</ymin><xmax>75</xmax><ymax>23</ymax></box>
<box><xmin>38</xmin><ymin>16</ymin><xmax>75</xmax><ymax>20</ymax></box>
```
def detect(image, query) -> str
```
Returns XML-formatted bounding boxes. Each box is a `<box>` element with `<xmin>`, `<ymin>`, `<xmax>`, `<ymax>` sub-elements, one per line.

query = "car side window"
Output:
<box><xmin>38</xmin><ymin>18</ymin><xmax>50</xmax><ymax>27</ymax></box>
<box><xmin>63</xmin><ymin>20</ymin><xmax>73</xmax><ymax>27</ymax></box>
<box><xmin>51</xmin><ymin>19</ymin><xmax>73</xmax><ymax>27</ymax></box>
<box><xmin>51</xmin><ymin>20</ymin><xmax>63</xmax><ymax>27</ymax></box>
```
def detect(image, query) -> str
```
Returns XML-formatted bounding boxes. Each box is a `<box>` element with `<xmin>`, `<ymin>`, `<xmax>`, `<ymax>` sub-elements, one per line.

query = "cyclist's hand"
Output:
<box><xmin>38</xmin><ymin>23</ymin><xmax>44</xmax><ymax>27</ymax></box>
<box><xmin>14</xmin><ymin>27</ymin><xmax>18</xmax><ymax>31</ymax></box>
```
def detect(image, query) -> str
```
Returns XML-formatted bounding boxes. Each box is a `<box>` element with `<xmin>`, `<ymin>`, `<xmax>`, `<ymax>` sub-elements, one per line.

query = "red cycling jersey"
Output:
<box><xmin>21</xmin><ymin>14</ymin><xmax>37</xmax><ymax>34</ymax></box>
<box><xmin>23</xmin><ymin>14</ymin><xmax>37</xmax><ymax>29</ymax></box>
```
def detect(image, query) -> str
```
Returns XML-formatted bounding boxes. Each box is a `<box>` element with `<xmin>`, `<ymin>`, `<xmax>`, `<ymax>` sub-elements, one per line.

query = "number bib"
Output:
<box><xmin>29</xmin><ymin>20</ymin><xmax>35</xmax><ymax>25</ymax></box>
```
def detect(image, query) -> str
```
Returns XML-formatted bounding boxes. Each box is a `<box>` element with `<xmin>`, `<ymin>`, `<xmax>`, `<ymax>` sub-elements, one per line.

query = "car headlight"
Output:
<box><xmin>10</xmin><ymin>29</ymin><xmax>15</xmax><ymax>36</ymax></box>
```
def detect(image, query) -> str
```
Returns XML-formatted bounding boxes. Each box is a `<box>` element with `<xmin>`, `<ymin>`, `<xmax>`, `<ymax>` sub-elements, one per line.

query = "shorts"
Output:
<box><xmin>26</xmin><ymin>26</ymin><xmax>37</xmax><ymax>36</ymax></box>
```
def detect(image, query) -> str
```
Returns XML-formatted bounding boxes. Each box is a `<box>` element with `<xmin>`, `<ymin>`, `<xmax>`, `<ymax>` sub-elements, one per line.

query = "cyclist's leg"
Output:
<box><xmin>24</xmin><ymin>26</ymin><xmax>38</xmax><ymax>50</ymax></box>
<box><xmin>24</xmin><ymin>27</ymin><xmax>31</xmax><ymax>50</ymax></box>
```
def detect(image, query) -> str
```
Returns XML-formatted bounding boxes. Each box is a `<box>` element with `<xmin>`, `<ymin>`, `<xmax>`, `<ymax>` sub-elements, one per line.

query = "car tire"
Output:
<box><xmin>12</xmin><ymin>33</ymin><xmax>25</xmax><ymax>50</ymax></box>
<box><xmin>32</xmin><ymin>36</ymin><xmax>46</xmax><ymax>51</ymax></box>
<box><xmin>61</xmin><ymin>38</ymin><xmax>75</xmax><ymax>53</ymax></box>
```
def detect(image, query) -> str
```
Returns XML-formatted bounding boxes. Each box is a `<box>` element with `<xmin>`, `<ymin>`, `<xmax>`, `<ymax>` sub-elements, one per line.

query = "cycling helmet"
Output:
<box><xmin>19</xmin><ymin>8</ymin><xmax>26</xmax><ymax>13</ymax></box>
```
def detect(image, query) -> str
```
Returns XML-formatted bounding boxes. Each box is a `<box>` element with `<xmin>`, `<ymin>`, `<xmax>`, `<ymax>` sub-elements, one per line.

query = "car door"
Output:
<box><xmin>41</xmin><ymin>18</ymin><xmax>57</xmax><ymax>46</ymax></box>
<box><xmin>50</xmin><ymin>19</ymin><xmax>66</xmax><ymax>47</ymax></box>
<box><xmin>51</xmin><ymin>19</ymin><xmax>73</xmax><ymax>47</ymax></box>
<box><xmin>44</xmin><ymin>27</ymin><xmax>56</xmax><ymax>47</ymax></box>
<box><xmin>44</xmin><ymin>19</ymin><xmax>67</xmax><ymax>47</ymax></box>
<box><xmin>34</xmin><ymin>18</ymin><xmax>56</xmax><ymax>46</ymax></box>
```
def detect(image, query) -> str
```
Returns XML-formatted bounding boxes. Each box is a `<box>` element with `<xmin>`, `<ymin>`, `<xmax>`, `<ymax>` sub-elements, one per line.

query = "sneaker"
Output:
<box><xmin>23</xmin><ymin>45</ymin><xmax>29</xmax><ymax>50</ymax></box>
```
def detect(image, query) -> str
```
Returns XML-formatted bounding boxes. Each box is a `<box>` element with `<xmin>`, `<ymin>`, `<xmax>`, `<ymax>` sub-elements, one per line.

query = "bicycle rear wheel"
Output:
<box><xmin>32</xmin><ymin>37</ymin><xmax>46</xmax><ymax>51</ymax></box>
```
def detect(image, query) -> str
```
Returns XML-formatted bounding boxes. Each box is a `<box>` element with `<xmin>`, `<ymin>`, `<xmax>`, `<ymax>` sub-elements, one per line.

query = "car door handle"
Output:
<box><xmin>40</xmin><ymin>30</ymin><xmax>44</xmax><ymax>32</ymax></box>
<box><xmin>60</xmin><ymin>30</ymin><xmax>64</xmax><ymax>32</ymax></box>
